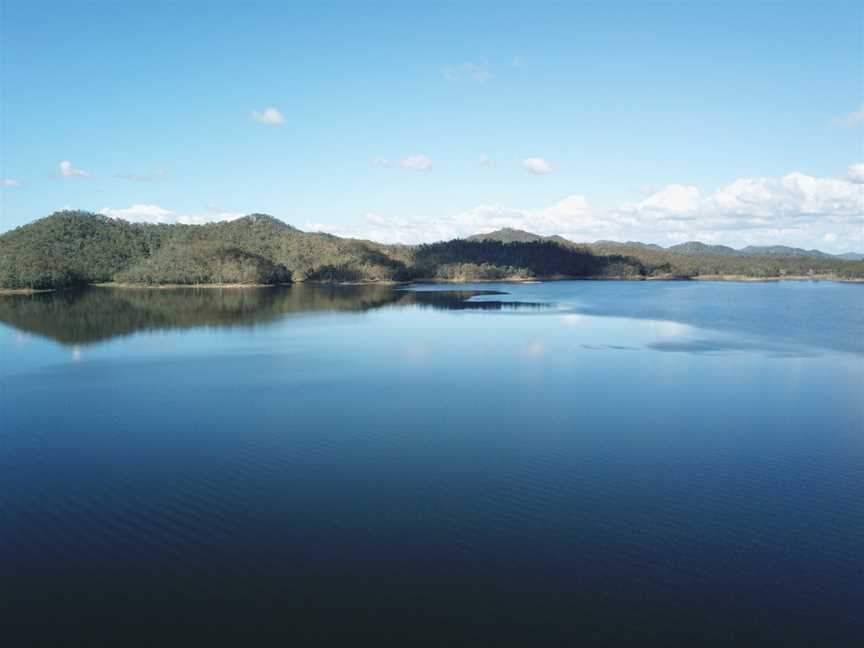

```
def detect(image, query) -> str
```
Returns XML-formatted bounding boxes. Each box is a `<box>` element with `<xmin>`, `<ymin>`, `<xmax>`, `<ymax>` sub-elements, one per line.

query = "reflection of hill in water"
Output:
<box><xmin>0</xmin><ymin>285</ymin><xmax>543</xmax><ymax>345</ymax></box>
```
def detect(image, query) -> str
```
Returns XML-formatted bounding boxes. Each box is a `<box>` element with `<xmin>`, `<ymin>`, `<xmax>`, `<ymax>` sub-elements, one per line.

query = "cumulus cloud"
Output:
<box><xmin>712</xmin><ymin>173</ymin><xmax>860</xmax><ymax>220</ymax></box>
<box><xmin>398</xmin><ymin>154</ymin><xmax>432</xmax><ymax>171</ymax></box>
<box><xmin>251</xmin><ymin>107</ymin><xmax>285</xmax><ymax>124</ymax></box>
<box><xmin>620</xmin><ymin>184</ymin><xmax>700</xmax><ymax>218</ymax></box>
<box><xmin>848</xmin><ymin>163</ymin><xmax>864</xmax><ymax>184</ymax></box>
<box><xmin>442</xmin><ymin>62</ymin><xmax>491</xmax><ymax>83</ymax></box>
<box><xmin>833</xmin><ymin>105</ymin><xmax>864</xmax><ymax>127</ymax></box>
<box><xmin>522</xmin><ymin>157</ymin><xmax>554</xmax><ymax>175</ymax></box>
<box><xmin>610</xmin><ymin>171</ymin><xmax>864</xmax><ymax>249</ymax></box>
<box><xmin>618</xmin><ymin>173</ymin><xmax>862</xmax><ymax>224</ymax></box>
<box><xmin>59</xmin><ymin>160</ymin><xmax>90</xmax><ymax>178</ymax></box>
<box><xmin>99</xmin><ymin>204</ymin><xmax>174</xmax><ymax>223</ymax></box>
<box><xmin>114</xmin><ymin>168</ymin><xmax>168</xmax><ymax>181</ymax></box>
<box><xmin>308</xmin><ymin>193</ymin><xmax>608</xmax><ymax>245</ymax></box>
<box><xmin>310</xmin><ymin>168</ymin><xmax>864</xmax><ymax>252</ymax></box>
<box><xmin>1</xmin><ymin>178</ymin><xmax>21</xmax><ymax>187</ymax></box>
<box><xmin>99</xmin><ymin>204</ymin><xmax>246</xmax><ymax>225</ymax></box>
<box><xmin>372</xmin><ymin>154</ymin><xmax>433</xmax><ymax>171</ymax></box>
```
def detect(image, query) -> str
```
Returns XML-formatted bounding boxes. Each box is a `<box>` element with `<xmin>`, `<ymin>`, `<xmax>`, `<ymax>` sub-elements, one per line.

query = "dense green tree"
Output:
<box><xmin>1</xmin><ymin>212</ymin><xmax>862</xmax><ymax>290</ymax></box>
<box><xmin>116</xmin><ymin>241</ymin><xmax>291</xmax><ymax>285</ymax></box>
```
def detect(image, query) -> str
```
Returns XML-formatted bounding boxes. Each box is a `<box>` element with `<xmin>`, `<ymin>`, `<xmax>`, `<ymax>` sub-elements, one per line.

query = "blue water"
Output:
<box><xmin>1</xmin><ymin>281</ymin><xmax>862</xmax><ymax>646</ymax></box>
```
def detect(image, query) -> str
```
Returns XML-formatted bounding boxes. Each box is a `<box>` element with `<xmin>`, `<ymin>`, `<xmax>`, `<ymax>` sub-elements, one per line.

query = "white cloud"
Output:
<box><xmin>308</xmin><ymin>193</ymin><xmax>608</xmax><ymax>245</ymax></box>
<box><xmin>442</xmin><ymin>62</ymin><xmax>491</xmax><ymax>83</ymax></box>
<box><xmin>1</xmin><ymin>178</ymin><xmax>20</xmax><ymax>187</ymax></box>
<box><xmin>848</xmin><ymin>163</ymin><xmax>864</xmax><ymax>184</ymax></box>
<box><xmin>618</xmin><ymin>173</ymin><xmax>862</xmax><ymax>225</ymax></box>
<box><xmin>398</xmin><ymin>154</ymin><xmax>432</xmax><ymax>171</ymax></box>
<box><xmin>708</xmin><ymin>173</ymin><xmax>861</xmax><ymax>221</ymax></box>
<box><xmin>521</xmin><ymin>157</ymin><xmax>554</xmax><ymax>175</ymax></box>
<box><xmin>310</xmin><ymin>168</ymin><xmax>864</xmax><ymax>253</ymax></box>
<box><xmin>833</xmin><ymin>105</ymin><xmax>864</xmax><ymax>127</ymax></box>
<box><xmin>609</xmin><ymin>171</ymin><xmax>864</xmax><ymax>250</ymax></box>
<box><xmin>99</xmin><ymin>204</ymin><xmax>246</xmax><ymax>225</ymax></box>
<box><xmin>643</xmin><ymin>184</ymin><xmax>701</xmax><ymax>214</ymax></box>
<box><xmin>307</xmin><ymin>211</ymin><xmax>460</xmax><ymax>244</ymax></box>
<box><xmin>59</xmin><ymin>160</ymin><xmax>90</xmax><ymax>178</ymax></box>
<box><xmin>115</xmin><ymin>168</ymin><xmax>168</xmax><ymax>181</ymax></box>
<box><xmin>100</xmin><ymin>204</ymin><xmax>173</xmax><ymax>223</ymax></box>
<box><xmin>372</xmin><ymin>154</ymin><xmax>433</xmax><ymax>171</ymax></box>
<box><xmin>619</xmin><ymin>184</ymin><xmax>701</xmax><ymax>219</ymax></box>
<box><xmin>251</xmin><ymin>107</ymin><xmax>285</xmax><ymax>125</ymax></box>
<box><xmin>479</xmin><ymin>153</ymin><xmax>493</xmax><ymax>166</ymax></box>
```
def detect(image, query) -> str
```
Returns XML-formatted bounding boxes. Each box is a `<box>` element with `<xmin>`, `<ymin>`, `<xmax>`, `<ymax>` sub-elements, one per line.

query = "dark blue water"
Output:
<box><xmin>1</xmin><ymin>281</ymin><xmax>862</xmax><ymax>646</ymax></box>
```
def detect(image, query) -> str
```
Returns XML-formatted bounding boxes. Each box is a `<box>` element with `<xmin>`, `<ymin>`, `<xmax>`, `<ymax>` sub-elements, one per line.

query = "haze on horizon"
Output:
<box><xmin>1</xmin><ymin>0</ymin><xmax>862</xmax><ymax>253</ymax></box>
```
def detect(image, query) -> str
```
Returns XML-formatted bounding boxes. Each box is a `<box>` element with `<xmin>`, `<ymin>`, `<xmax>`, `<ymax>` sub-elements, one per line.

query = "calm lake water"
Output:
<box><xmin>1</xmin><ymin>281</ymin><xmax>862</xmax><ymax>646</ymax></box>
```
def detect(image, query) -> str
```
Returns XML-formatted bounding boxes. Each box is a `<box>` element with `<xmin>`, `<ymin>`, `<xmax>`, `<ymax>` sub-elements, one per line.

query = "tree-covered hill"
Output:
<box><xmin>585</xmin><ymin>240</ymin><xmax>864</xmax><ymax>279</ymax></box>
<box><xmin>413</xmin><ymin>239</ymin><xmax>646</xmax><ymax>280</ymax></box>
<box><xmin>1</xmin><ymin>211</ymin><xmax>862</xmax><ymax>290</ymax></box>
<box><xmin>0</xmin><ymin>211</ymin><xmax>165</xmax><ymax>289</ymax></box>
<box><xmin>471</xmin><ymin>228</ymin><xmax>864</xmax><ymax>280</ymax></box>
<box><xmin>466</xmin><ymin>228</ymin><xmax>546</xmax><ymax>244</ymax></box>
<box><xmin>116</xmin><ymin>242</ymin><xmax>291</xmax><ymax>286</ymax></box>
<box><xmin>0</xmin><ymin>211</ymin><xmax>411</xmax><ymax>288</ymax></box>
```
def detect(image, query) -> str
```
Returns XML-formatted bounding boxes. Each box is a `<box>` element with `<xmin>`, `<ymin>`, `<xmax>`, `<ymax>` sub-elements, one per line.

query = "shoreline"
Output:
<box><xmin>402</xmin><ymin>274</ymin><xmax>864</xmax><ymax>284</ymax></box>
<box><xmin>2</xmin><ymin>274</ymin><xmax>862</xmax><ymax>296</ymax></box>
<box><xmin>690</xmin><ymin>274</ymin><xmax>864</xmax><ymax>283</ymax></box>
<box><xmin>91</xmin><ymin>282</ymin><xmax>287</xmax><ymax>290</ymax></box>
<box><xmin>0</xmin><ymin>287</ymin><xmax>55</xmax><ymax>295</ymax></box>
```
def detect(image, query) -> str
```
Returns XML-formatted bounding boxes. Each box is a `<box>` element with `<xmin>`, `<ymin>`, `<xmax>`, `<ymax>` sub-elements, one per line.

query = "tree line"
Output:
<box><xmin>1</xmin><ymin>211</ymin><xmax>862</xmax><ymax>290</ymax></box>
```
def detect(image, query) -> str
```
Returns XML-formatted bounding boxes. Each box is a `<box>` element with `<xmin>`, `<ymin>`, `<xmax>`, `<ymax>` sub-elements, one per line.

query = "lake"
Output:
<box><xmin>1</xmin><ymin>281</ymin><xmax>862</xmax><ymax>646</ymax></box>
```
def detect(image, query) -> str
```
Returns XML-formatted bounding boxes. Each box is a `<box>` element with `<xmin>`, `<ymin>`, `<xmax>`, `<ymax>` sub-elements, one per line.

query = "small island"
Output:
<box><xmin>1</xmin><ymin>210</ymin><xmax>862</xmax><ymax>292</ymax></box>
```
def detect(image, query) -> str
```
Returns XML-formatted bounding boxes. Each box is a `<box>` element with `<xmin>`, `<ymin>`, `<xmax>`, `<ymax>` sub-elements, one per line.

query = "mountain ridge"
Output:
<box><xmin>2</xmin><ymin>212</ymin><xmax>862</xmax><ymax>290</ymax></box>
<box><xmin>468</xmin><ymin>228</ymin><xmax>860</xmax><ymax>259</ymax></box>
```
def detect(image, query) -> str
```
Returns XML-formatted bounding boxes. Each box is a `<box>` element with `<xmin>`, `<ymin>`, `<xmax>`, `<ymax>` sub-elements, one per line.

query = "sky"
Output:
<box><xmin>1</xmin><ymin>0</ymin><xmax>862</xmax><ymax>252</ymax></box>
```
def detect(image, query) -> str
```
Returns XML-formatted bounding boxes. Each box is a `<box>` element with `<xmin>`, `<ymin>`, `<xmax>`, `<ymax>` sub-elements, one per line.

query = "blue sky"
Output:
<box><xmin>1</xmin><ymin>1</ymin><xmax>862</xmax><ymax>251</ymax></box>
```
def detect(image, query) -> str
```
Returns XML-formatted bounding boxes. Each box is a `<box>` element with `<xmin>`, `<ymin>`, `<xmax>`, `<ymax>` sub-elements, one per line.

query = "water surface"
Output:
<box><xmin>1</xmin><ymin>281</ymin><xmax>862</xmax><ymax>646</ymax></box>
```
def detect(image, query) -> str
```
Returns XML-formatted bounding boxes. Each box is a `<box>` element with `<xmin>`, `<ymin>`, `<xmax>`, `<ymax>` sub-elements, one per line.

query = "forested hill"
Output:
<box><xmin>0</xmin><ymin>211</ymin><xmax>411</xmax><ymax>289</ymax></box>
<box><xmin>471</xmin><ymin>228</ymin><xmax>864</xmax><ymax>281</ymax></box>
<box><xmin>1</xmin><ymin>211</ymin><xmax>862</xmax><ymax>290</ymax></box>
<box><xmin>471</xmin><ymin>228</ymin><xmax>862</xmax><ymax>261</ymax></box>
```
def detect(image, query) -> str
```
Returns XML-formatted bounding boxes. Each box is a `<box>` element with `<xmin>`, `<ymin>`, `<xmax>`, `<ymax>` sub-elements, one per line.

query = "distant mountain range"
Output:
<box><xmin>2</xmin><ymin>213</ymin><xmax>862</xmax><ymax>291</ymax></box>
<box><xmin>468</xmin><ymin>228</ymin><xmax>864</xmax><ymax>260</ymax></box>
